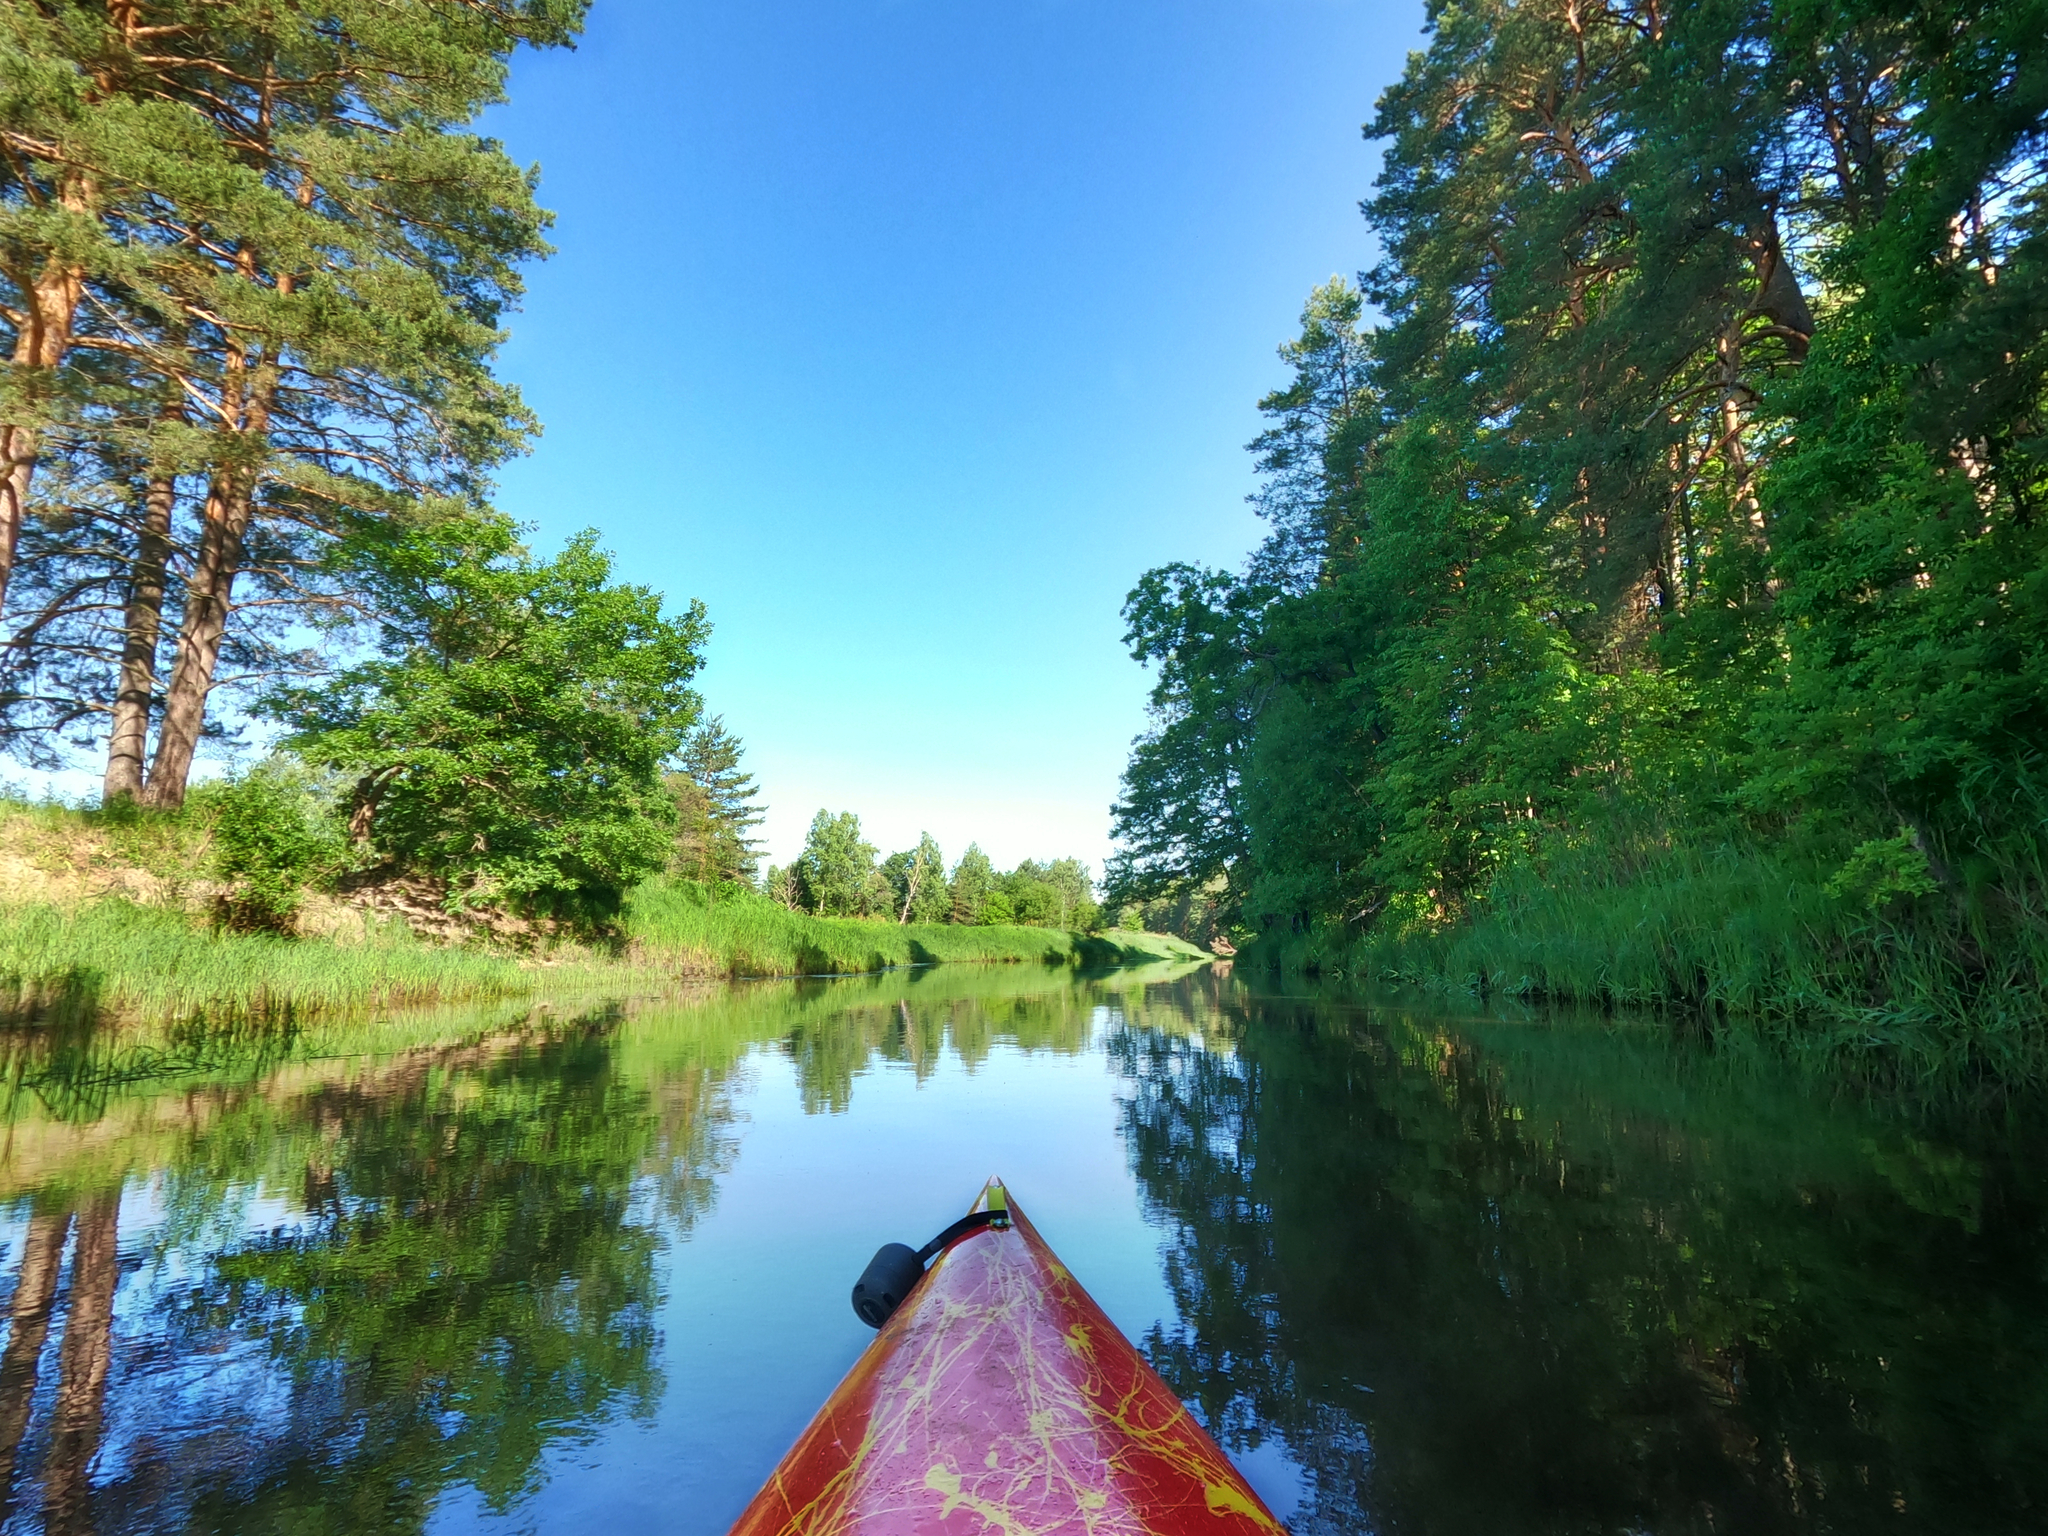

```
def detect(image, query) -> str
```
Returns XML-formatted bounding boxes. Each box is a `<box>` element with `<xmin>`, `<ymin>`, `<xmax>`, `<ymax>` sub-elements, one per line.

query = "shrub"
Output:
<box><xmin>211</xmin><ymin>767</ymin><xmax>345</xmax><ymax>933</ymax></box>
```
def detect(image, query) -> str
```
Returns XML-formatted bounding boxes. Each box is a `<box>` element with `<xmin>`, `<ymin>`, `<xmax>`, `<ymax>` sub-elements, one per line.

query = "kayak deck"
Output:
<box><xmin>728</xmin><ymin>1180</ymin><xmax>1282</xmax><ymax>1535</ymax></box>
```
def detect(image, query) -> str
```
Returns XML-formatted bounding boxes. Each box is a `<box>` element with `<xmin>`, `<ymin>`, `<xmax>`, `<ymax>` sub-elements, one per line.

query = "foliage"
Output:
<box><xmin>207</xmin><ymin>765</ymin><xmax>347</xmax><ymax>934</ymax></box>
<box><xmin>0</xmin><ymin>899</ymin><xmax>531</xmax><ymax>1023</ymax></box>
<box><xmin>883</xmin><ymin>833</ymin><xmax>952</xmax><ymax>924</ymax></box>
<box><xmin>761</xmin><ymin>862</ymin><xmax>802</xmax><ymax>911</ymax></box>
<box><xmin>273</xmin><ymin>515</ymin><xmax>706</xmax><ymax>915</ymax></box>
<box><xmin>623</xmin><ymin>876</ymin><xmax>1200</xmax><ymax>978</ymax></box>
<box><xmin>997</xmin><ymin>857</ymin><xmax>1100</xmax><ymax>931</ymax></box>
<box><xmin>949</xmin><ymin>843</ymin><xmax>996</xmax><ymax>925</ymax></box>
<box><xmin>782</xmin><ymin>820</ymin><xmax>1103</xmax><ymax>932</ymax></box>
<box><xmin>1104</xmin><ymin>566</ymin><xmax>1265</xmax><ymax>917</ymax></box>
<box><xmin>793</xmin><ymin>809</ymin><xmax>884</xmax><ymax>918</ymax></box>
<box><xmin>666</xmin><ymin>716</ymin><xmax>767</xmax><ymax>884</ymax></box>
<box><xmin>0</xmin><ymin>0</ymin><xmax>589</xmax><ymax>806</ymax></box>
<box><xmin>1112</xmin><ymin>0</ymin><xmax>2048</xmax><ymax>1057</ymax></box>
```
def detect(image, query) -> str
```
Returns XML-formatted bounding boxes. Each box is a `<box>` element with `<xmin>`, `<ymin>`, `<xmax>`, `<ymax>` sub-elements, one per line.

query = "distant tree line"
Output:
<box><xmin>758</xmin><ymin>810</ymin><xmax>1102</xmax><ymax>931</ymax></box>
<box><xmin>1109</xmin><ymin>0</ymin><xmax>2047</xmax><ymax>1018</ymax></box>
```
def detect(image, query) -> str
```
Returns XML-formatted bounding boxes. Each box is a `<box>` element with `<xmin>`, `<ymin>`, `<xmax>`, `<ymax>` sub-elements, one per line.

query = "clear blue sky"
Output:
<box><xmin>484</xmin><ymin>0</ymin><xmax>1423</xmax><ymax>875</ymax></box>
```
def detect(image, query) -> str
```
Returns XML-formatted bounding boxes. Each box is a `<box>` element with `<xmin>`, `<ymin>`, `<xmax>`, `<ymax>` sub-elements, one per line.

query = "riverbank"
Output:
<box><xmin>623</xmin><ymin>877</ymin><xmax>1199</xmax><ymax>977</ymax></box>
<box><xmin>1245</xmin><ymin>841</ymin><xmax>2048</xmax><ymax>1084</ymax></box>
<box><xmin>0</xmin><ymin>897</ymin><xmax>1196</xmax><ymax>1028</ymax></box>
<box><xmin>0</xmin><ymin>899</ymin><xmax>540</xmax><ymax>1022</ymax></box>
<box><xmin>0</xmin><ymin>802</ymin><xmax>1204</xmax><ymax>1025</ymax></box>
<box><xmin>0</xmin><ymin>892</ymin><xmax>1201</xmax><ymax>1025</ymax></box>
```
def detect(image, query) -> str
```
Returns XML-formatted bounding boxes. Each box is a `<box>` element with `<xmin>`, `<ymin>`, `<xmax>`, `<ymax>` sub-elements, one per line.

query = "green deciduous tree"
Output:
<box><xmin>1104</xmin><ymin>565</ymin><xmax>1266</xmax><ymax>923</ymax></box>
<box><xmin>272</xmin><ymin>515</ymin><xmax>705</xmax><ymax>913</ymax></box>
<box><xmin>949</xmin><ymin>843</ymin><xmax>994</xmax><ymax>926</ymax></box>
<box><xmin>794</xmin><ymin>810</ymin><xmax>878</xmax><ymax>918</ymax></box>
<box><xmin>883</xmin><ymin>833</ymin><xmax>950</xmax><ymax>924</ymax></box>
<box><xmin>1000</xmin><ymin>866</ymin><xmax>1059</xmax><ymax>926</ymax></box>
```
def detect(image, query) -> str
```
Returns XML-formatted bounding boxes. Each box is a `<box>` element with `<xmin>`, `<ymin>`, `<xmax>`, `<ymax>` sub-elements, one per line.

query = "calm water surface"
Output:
<box><xmin>0</xmin><ymin>963</ymin><xmax>2039</xmax><ymax>1534</ymax></box>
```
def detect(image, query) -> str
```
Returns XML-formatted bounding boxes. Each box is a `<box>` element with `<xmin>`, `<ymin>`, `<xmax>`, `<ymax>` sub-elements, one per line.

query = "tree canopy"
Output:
<box><xmin>273</xmin><ymin>516</ymin><xmax>706</xmax><ymax>912</ymax></box>
<box><xmin>767</xmin><ymin>819</ymin><xmax>1102</xmax><ymax>931</ymax></box>
<box><xmin>1111</xmin><ymin>0</ymin><xmax>2048</xmax><ymax>1025</ymax></box>
<box><xmin>0</xmin><ymin>0</ymin><xmax>588</xmax><ymax>806</ymax></box>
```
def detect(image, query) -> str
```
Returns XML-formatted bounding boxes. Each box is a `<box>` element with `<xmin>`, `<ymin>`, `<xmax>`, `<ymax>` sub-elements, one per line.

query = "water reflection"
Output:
<box><xmin>1111</xmin><ymin>976</ymin><xmax>2048</xmax><ymax>1535</ymax></box>
<box><xmin>0</xmin><ymin>965</ymin><xmax>2035</xmax><ymax>1534</ymax></box>
<box><xmin>0</xmin><ymin>966</ymin><xmax>1175</xmax><ymax>1534</ymax></box>
<box><xmin>1</xmin><ymin>1019</ymin><xmax>669</xmax><ymax>1534</ymax></box>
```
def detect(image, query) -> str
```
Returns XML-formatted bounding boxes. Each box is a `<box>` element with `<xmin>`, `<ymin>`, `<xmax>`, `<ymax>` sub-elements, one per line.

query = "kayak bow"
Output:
<box><xmin>728</xmin><ymin>1179</ymin><xmax>1284</xmax><ymax>1536</ymax></box>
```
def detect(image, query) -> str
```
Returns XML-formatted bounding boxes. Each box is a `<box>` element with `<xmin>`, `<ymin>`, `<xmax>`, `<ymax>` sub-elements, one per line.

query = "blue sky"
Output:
<box><xmin>484</xmin><ymin>0</ymin><xmax>1423</xmax><ymax>874</ymax></box>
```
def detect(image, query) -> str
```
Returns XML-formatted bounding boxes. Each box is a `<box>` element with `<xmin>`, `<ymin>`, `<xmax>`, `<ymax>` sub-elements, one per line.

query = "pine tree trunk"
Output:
<box><xmin>0</xmin><ymin>232</ymin><xmax>88</xmax><ymax>616</ymax></box>
<box><xmin>42</xmin><ymin>1191</ymin><xmax>117</xmax><ymax>1536</ymax></box>
<box><xmin>139</xmin><ymin>249</ymin><xmax>282</xmax><ymax>810</ymax></box>
<box><xmin>0</xmin><ymin>1208</ymin><xmax>73</xmax><ymax>1500</ymax></box>
<box><xmin>102</xmin><ymin>472</ymin><xmax>177</xmax><ymax>803</ymax></box>
<box><xmin>140</xmin><ymin>470</ymin><xmax>255</xmax><ymax>809</ymax></box>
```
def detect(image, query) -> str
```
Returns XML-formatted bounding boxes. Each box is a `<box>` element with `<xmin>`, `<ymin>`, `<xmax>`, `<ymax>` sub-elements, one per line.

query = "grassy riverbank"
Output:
<box><xmin>0</xmin><ymin>900</ymin><xmax>543</xmax><ymax>1023</ymax></box>
<box><xmin>624</xmin><ymin>878</ymin><xmax>1201</xmax><ymax>978</ymax></box>
<box><xmin>0</xmin><ymin>803</ymin><xmax>1205</xmax><ymax>1024</ymax></box>
<box><xmin>0</xmin><ymin>892</ymin><xmax>1201</xmax><ymax>1025</ymax></box>
<box><xmin>1248</xmin><ymin>841</ymin><xmax>2048</xmax><ymax>1083</ymax></box>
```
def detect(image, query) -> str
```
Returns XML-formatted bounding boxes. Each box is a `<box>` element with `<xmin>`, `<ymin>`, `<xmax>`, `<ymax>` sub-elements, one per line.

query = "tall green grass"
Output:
<box><xmin>1249</xmin><ymin>841</ymin><xmax>2048</xmax><ymax>1084</ymax></box>
<box><xmin>0</xmin><ymin>888</ymin><xmax>1201</xmax><ymax>1030</ymax></box>
<box><xmin>623</xmin><ymin>878</ymin><xmax>1203</xmax><ymax>978</ymax></box>
<box><xmin>0</xmin><ymin>900</ymin><xmax>536</xmax><ymax>1023</ymax></box>
<box><xmin>0</xmin><ymin>792</ymin><xmax>1206</xmax><ymax>1026</ymax></box>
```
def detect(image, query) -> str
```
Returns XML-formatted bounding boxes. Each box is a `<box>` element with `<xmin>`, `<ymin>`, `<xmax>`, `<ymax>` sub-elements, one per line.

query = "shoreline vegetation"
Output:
<box><xmin>1240</xmin><ymin>843</ymin><xmax>2048</xmax><ymax>1087</ymax></box>
<box><xmin>0</xmin><ymin>8</ymin><xmax>1170</xmax><ymax>1050</ymax></box>
<box><xmin>0</xmin><ymin>801</ymin><xmax>1202</xmax><ymax>1027</ymax></box>
<box><xmin>1106</xmin><ymin>4</ymin><xmax>2048</xmax><ymax>1083</ymax></box>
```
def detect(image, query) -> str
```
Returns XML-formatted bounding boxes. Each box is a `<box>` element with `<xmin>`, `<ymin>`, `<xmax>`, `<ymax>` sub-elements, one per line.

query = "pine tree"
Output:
<box><xmin>0</xmin><ymin>2</ymin><xmax>588</xmax><ymax>802</ymax></box>
<box><xmin>666</xmin><ymin>716</ymin><xmax>766</xmax><ymax>883</ymax></box>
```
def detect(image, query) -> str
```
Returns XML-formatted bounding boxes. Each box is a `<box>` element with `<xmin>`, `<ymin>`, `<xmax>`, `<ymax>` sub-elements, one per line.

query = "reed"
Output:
<box><xmin>0</xmin><ymin>796</ymin><xmax>1205</xmax><ymax>1027</ymax></box>
<box><xmin>1248</xmin><ymin>841</ymin><xmax>2048</xmax><ymax>1085</ymax></box>
<box><xmin>0</xmin><ymin>900</ymin><xmax>535</xmax><ymax>1023</ymax></box>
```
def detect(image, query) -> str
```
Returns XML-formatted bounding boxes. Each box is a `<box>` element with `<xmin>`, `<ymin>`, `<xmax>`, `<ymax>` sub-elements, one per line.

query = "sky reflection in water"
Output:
<box><xmin>0</xmin><ymin>964</ymin><xmax>2040</xmax><ymax>1535</ymax></box>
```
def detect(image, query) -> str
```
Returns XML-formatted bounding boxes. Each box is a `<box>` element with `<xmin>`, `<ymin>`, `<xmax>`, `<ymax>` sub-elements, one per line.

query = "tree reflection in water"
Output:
<box><xmin>0</xmin><ymin>966</ymin><xmax>2039</xmax><ymax>1535</ymax></box>
<box><xmin>1109</xmin><ymin>975</ymin><xmax>2048</xmax><ymax>1536</ymax></box>
<box><xmin>0</xmin><ymin>1010</ymin><xmax>692</xmax><ymax>1535</ymax></box>
<box><xmin>0</xmin><ymin>965</ymin><xmax>1147</xmax><ymax>1535</ymax></box>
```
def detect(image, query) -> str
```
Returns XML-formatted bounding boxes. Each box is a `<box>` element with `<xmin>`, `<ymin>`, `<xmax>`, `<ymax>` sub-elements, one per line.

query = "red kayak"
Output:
<box><xmin>728</xmin><ymin>1179</ymin><xmax>1284</xmax><ymax>1536</ymax></box>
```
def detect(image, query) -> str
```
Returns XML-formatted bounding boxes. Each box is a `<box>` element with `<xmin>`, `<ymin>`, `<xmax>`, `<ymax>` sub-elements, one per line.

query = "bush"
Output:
<box><xmin>210</xmin><ymin>767</ymin><xmax>345</xmax><ymax>933</ymax></box>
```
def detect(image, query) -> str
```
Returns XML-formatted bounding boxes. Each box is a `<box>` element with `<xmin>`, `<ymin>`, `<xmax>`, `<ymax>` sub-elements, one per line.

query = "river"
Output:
<box><xmin>0</xmin><ymin>961</ymin><xmax>2038</xmax><ymax>1534</ymax></box>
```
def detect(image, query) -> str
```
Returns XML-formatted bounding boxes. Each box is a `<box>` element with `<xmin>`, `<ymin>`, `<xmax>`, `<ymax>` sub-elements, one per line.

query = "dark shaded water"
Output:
<box><xmin>0</xmin><ymin>963</ymin><xmax>2039</xmax><ymax>1534</ymax></box>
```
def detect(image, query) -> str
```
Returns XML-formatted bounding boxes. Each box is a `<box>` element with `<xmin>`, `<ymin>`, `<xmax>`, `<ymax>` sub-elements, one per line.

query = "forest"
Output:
<box><xmin>756</xmin><ymin>815</ymin><xmax>1102</xmax><ymax>932</ymax></box>
<box><xmin>1108</xmin><ymin>0</ymin><xmax>2047</xmax><ymax>1068</ymax></box>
